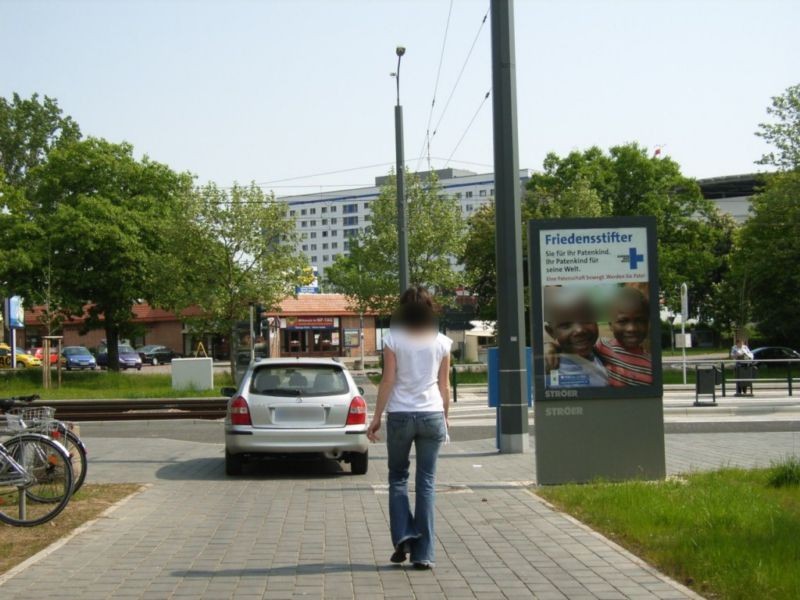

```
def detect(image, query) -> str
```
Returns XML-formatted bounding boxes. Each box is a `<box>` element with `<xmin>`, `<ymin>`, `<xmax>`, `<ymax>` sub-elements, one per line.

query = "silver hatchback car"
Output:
<box><xmin>223</xmin><ymin>358</ymin><xmax>369</xmax><ymax>475</ymax></box>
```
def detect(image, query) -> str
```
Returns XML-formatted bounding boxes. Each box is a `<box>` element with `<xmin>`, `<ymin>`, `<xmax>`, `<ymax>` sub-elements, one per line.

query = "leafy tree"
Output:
<box><xmin>19</xmin><ymin>138</ymin><xmax>194</xmax><ymax>370</ymax></box>
<box><xmin>0</xmin><ymin>93</ymin><xmax>81</xmax><ymax>188</ymax></box>
<box><xmin>736</xmin><ymin>172</ymin><xmax>800</xmax><ymax>343</ymax></box>
<box><xmin>165</xmin><ymin>182</ymin><xmax>305</xmax><ymax>379</ymax></box>
<box><xmin>326</xmin><ymin>171</ymin><xmax>466</xmax><ymax>315</ymax></box>
<box><xmin>756</xmin><ymin>83</ymin><xmax>800</xmax><ymax>171</ymax></box>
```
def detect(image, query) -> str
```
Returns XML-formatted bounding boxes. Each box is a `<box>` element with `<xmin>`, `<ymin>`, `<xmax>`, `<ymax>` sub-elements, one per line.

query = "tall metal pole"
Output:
<box><xmin>394</xmin><ymin>47</ymin><xmax>410</xmax><ymax>293</ymax></box>
<box><xmin>491</xmin><ymin>0</ymin><xmax>528</xmax><ymax>453</ymax></box>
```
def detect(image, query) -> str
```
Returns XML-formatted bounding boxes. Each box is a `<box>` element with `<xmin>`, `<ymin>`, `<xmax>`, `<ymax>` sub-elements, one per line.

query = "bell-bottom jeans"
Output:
<box><xmin>386</xmin><ymin>411</ymin><xmax>446</xmax><ymax>565</ymax></box>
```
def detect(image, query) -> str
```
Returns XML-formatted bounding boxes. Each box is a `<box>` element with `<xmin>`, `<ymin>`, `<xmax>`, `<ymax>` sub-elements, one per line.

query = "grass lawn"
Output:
<box><xmin>537</xmin><ymin>462</ymin><xmax>800</xmax><ymax>600</ymax></box>
<box><xmin>0</xmin><ymin>369</ymin><xmax>234</xmax><ymax>400</ymax></box>
<box><xmin>0</xmin><ymin>483</ymin><xmax>142</xmax><ymax>575</ymax></box>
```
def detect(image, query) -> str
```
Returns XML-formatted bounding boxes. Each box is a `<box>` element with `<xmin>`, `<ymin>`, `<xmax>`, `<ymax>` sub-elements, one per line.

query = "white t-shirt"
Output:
<box><xmin>384</xmin><ymin>330</ymin><xmax>452</xmax><ymax>413</ymax></box>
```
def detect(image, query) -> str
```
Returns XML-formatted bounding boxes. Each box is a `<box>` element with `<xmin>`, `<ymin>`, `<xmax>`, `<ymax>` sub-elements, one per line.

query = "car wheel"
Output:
<box><xmin>66</xmin><ymin>365</ymin><xmax>72</xmax><ymax>371</ymax></box>
<box><xmin>152</xmin><ymin>357</ymin><xmax>159</xmax><ymax>366</ymax></box>
<box><xmin>350</xmin><ymin>450</ymin><xmax>368</xmax><ymax>475</ymax></box>
<box><xmin>225</xmin><ymin>451</ymin><xmax>244</xmax><ymax>476</ymax></box>
<box><xmin>137</xmin><ymin>365</ymin><xmax>142</xmax><ymax>371</ymax></box>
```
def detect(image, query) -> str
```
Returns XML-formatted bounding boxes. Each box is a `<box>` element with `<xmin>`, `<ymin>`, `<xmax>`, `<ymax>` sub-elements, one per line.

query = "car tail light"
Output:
<box><xmin>346</xmin><ymin>396</ymin><xmax>367</xmax><ymax>426</ymax></box>
<box><xmin>230</xmin><ymin>396</ymin><xmax>252</xmax><ymax>426</ymax></box>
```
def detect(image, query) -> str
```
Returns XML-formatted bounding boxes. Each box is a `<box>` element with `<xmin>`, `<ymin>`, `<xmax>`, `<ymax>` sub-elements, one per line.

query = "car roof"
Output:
<box><xmin>252</xmin><ymin>357</ymin><xmax>346</xmax><ymax>368</ymax></box>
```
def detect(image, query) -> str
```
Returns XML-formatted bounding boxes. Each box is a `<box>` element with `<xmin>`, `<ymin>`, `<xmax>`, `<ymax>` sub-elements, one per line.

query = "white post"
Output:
<box><xmin>681</xmin><ymin>283</ymin><xmax>688</xmax><ymax>385</ymax></box>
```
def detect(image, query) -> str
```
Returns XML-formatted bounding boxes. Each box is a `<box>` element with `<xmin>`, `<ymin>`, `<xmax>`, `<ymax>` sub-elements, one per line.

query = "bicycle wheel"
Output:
<box><xmin>49</xmin><ymin>426</ymin><xmax>88</xmax><ymax>494</ymax></box>
<box><xmin>0</xmin><ymin>435</ymin><xmax>73</xmax><ymax>526</ymax></box>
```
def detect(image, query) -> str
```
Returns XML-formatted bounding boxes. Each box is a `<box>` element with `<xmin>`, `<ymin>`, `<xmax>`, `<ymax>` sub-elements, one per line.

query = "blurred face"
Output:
<box><xmin>610</xmin><ymin>304</ymin><xmax>649</xmax><ymax>349</ymax></box>
<box><xmin>546</xmin><ymin>302</ymin><xmax>599</xmax><ymax>358</ymax></box>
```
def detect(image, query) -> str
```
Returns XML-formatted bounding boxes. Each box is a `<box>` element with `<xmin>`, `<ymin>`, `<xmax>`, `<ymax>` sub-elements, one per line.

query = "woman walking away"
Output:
<box><xmin>366</xmin><ymin>286</ymin><xmax>452</xmax><ymax>569</ymax></box>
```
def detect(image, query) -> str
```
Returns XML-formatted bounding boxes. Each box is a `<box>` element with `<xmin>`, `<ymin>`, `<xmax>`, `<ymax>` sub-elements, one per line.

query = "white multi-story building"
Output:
<box><xmin>279</xmin><ymin>168</ymin><xmax>532</xmax><ymax>280</ymax></box>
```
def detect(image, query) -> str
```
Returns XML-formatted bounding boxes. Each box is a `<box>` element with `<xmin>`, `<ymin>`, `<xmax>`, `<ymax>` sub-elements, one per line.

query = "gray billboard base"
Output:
<box><xmin>534</xmin><ymin>397</ymin><xmax>665</xmax><ymax>485</ymax></box>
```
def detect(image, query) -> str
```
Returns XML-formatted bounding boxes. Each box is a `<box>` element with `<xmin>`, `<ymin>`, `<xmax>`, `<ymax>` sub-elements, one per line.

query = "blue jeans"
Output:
<box><xmin>386</xmin><ymin>411</ymin><xmax>446</xmax><ymax>565</ymax></box>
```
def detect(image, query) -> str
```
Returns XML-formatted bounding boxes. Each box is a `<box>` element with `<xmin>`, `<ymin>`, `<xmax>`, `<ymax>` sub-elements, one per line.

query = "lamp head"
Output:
<box><xmin>396</xmin><ymin>46</ymin><xmax>406</xmax><ymax>57</ymax></box>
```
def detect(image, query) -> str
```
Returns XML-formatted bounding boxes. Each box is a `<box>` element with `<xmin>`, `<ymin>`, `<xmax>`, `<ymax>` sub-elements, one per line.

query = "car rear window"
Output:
<box><xmin>250</xmin><ymin>365</ymin><xmax>349</xmax><ymax>396</ymax></box>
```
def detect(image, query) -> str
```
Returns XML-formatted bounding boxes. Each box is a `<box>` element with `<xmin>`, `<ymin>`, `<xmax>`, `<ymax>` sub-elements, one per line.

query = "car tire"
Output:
<box><xmin>66</xmin><ymin>365</ymin><xmax>72</xmax><ymax>371</ymax></box>
<box><xmin>136</xmin><ymin>365</ymin><xmax>142</xmax><ymax>371</ymax></box>
<box><xmin>225</xmin><ymin>451</ymin><xmax>244</xmax><ymax>476</ymax></box>
<box><xmin>152</xmin><ymin>357</ymin><xmax>159</xmax><ymax>366</ymax></box>
<box><xmin>350</xmin><ymin>450</ymin><xmax>368</xmax><ymax>475</ymax></box>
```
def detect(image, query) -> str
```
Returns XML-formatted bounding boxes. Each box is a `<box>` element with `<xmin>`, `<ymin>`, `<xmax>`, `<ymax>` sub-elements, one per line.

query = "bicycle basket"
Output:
<box><xmin>8</xmin><ymin>406</ymin><xmax>57</xmax><ymax>422</ymax></box>
<box><xmin>0</xmin><ymin>413</ymin><xmax>25</xmax><ymax>434</ymax></box>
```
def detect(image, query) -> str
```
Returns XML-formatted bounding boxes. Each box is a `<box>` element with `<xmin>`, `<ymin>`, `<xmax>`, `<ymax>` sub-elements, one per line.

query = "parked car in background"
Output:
<box><xmin>61</xmin><ymin>346</ymin><xmax>97</xmax><ymax>371</ymax></box>
<box><xmin>223</xmin><ymin>358</ymin><xmax>369</xmax><ymax>476</ymax></box>
<box><xmin>751</xmin><ymin>347</ymin><xmax>800</xmax><ymax>369</ymax></box>
<box><xmin>30</xmin><ymin>347</ymin><xmax>59</xmax><ymax>365</ymax></box>
<box><xmin>0</xmin><ymin>344</ymin><xmax>42</xmax><ymax>368</ymax></box>
<box><xmin>136</xmin><ymin>344</ymin><xmax>180</xmax><ymax>366</ymax></box>
<box><xmin>96</xmin><ymin>344</ymin><xmax>143</xmax><ymax>370</ymax></box>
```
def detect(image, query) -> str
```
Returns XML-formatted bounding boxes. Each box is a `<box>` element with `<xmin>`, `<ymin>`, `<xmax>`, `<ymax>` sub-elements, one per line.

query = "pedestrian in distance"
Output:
<box><xmin>731</xmin><ymin>338</ymin><xmax>754</xmax><ymax>396</ymax></box>
<box><xmin>366</xmin><ymin>286</ymin><xmax>452</xmax><ymax>569</ymax></box>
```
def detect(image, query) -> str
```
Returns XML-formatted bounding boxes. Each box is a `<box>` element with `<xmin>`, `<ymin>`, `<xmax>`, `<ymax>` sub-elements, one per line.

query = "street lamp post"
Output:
<box><xmin>393</xmin><ymin>46</ymin><xmax>410</xmax><ymax>293</ymax></box>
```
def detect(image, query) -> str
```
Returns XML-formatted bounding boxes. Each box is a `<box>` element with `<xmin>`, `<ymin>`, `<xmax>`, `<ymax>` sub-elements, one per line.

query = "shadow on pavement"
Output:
<box><xmin>155</xmin><ymin>456</ymin><xmax>353</xmax><ymax>481</ymax></box>
<box><xmin>173</xmin><ymin>563</ymin><xmax>400</xmax><ymax>577</ymax></box>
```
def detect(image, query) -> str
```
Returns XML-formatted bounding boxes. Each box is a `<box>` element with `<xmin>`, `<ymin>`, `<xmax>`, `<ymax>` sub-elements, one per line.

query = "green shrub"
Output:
<box><xmin>767</xmin><ymin>457</ymin><xmax>800</xmax><ymax>488</ymax></box>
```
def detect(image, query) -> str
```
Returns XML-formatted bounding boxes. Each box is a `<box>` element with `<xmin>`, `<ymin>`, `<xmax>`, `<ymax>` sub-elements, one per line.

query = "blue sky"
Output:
<box><xmin>2</xmin><ymin>0</ymin><xmax>798</xmax><ymax>194</ymax></box>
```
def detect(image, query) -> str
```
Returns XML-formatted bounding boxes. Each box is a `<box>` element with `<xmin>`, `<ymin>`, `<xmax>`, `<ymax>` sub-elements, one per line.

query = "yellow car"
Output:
<box><xmin>0</xmin><ymin>344</ymin><xmax>42</xmax><ymax>368</ymax></box>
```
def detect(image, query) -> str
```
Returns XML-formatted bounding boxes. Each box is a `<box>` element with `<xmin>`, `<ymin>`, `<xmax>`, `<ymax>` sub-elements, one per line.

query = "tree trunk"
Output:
<box><xmin>106</xmin><ymin>323</ymin><xmax>120</xmax><ymax>372</ymax></box>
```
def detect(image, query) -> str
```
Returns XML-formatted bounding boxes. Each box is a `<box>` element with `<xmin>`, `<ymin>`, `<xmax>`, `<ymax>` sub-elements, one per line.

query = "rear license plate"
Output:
<box><xmin>273</xmin><ymin>406</ymin><xmax>326</xmax><ymax>425</ymax></box>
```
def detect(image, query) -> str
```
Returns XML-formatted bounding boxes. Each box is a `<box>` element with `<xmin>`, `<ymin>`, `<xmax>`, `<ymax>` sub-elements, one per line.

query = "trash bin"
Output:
<box><xmin>695</xmin><ymin>365</ymin><xmax>719</xmax><ymax>405</ymax></box>
<box><xmin>734</xmin><ymin>362</ymin><xmax>757</xmax><ymax>396</ymax></box>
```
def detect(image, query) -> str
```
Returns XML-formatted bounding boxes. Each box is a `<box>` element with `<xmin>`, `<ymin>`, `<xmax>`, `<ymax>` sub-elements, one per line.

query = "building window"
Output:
<box><xmin>466</xmin><ymin>204</ymin><xmax>473</xmax><ymax>212</ymax></box>
<box><xmin>310</xmin><ymin>232</ymin><xmax>317</xmax><ymax>238</ymax></box>
<box><xmin>311</xmin><ymin>256</ymin><xmax>317</xmax><ymax>263</ymax></box>
<box><xmin>311</xmin><ymin>244</ymin><xmax>317</xmax><ymax>250</ymax></box>
<box><xmin>302</xmin><ymin>233</ymin><xmax>308</xmax><ymax>239</ymax></box>
<box><xmin>322</xmin><ymin>255</ymin><xmax>329</xmax><ymax>262</ymax></box>
<box><xmin>343</xmin><ymin>216</ymin><xmax>358</xmax><ymax>226</ymax></box>
<box><xmin>343</xmin><ymin>203</ymin><xmax>358</xmax><ymax>214</ymax></box>
<box><xmin>310</xmin><ymin>220</ymin><xmax>317</xmax><ymax>226</ymax></box>
<box><xmin>331</xmin><ymin>230</ymin><xmax>337</xmax><ymax>237</ymax></box>
<box><xmin>343</xmin><ymin>228</ymin><xmax>358</xmax><ymax>238</ymax></box>
<box><xmin>322</xmin><ymin>207</ymin><xmax>327</xmax><ymax>213</ymax></box>
<box><xmin>455</xmin><ymin>192</ymin><xmax>462</xmax><ymax>199</ymax></box>
<box><xmin>344</xmin><ymin>241</ymin><xmax>350</xmax><ymax>251</ymax></box>
<box><xmin>301</xmin><ymin>209</ymin><xmax>307</xmax><ymax>215</ymax></box>
<box><xmin>364</xmin><ymin>214</ymin><xmax>371</xmax><ymax>221</ymax></box>
<box><xmin>322</xmin><ymin>230</ymin><xmax>328</xmax><ymax>237</ymax></box>
<box><xmin>330</xmin><ymin>217</ymin><xmax>337</xmax><ymax>225</ymax></box>
<box><xmin>289</xmin><ymin>210</ymin><xmax>296</xmax><ymax>217</ymax></box>
<box><xmin>363</xmin><ymin>202</ymin><xmax>370</xmax><ymax>209</ymax></box>
<box><xmin>302</xmin><ymin>244</ymin><xmax>308</xmax><ymax>251</ymax></box>
<box><xmin>332</xmin><ymin>242</ymin><xmax>338</xmax><ymax>249</ymax></box>
<box><xmin>330</xmin><ymin>206</ymin><xmax>337</xmax><ymax>213</ymax></box>
<box><xmin>310</xmin><ymin>208</ymin><xmax>316</xmax><ymax>214</ymax></box>
<box><xmin>490</xmin><ymin>188</ymin><xmax>494</xmax><ymax>195</ymax></box>
<box><xmin>322</xmin><ymin>219</ymin><xmax>327</xmax><ymax>225</ymax></box>
<box><xmin>301</xmin><ymin>221</ymin><xmax>307</xmax><ymax>227</ymax></box>
<box><xmin>479</xmin><ymin>190</ymin><xmax>487</xmax><ymax>197</ymax></box>
<box><xmin>323</xmin><ymin>243</ymin><xmax>328</xmax><ymax>249</ymax></box>
<box><xmin>466</xmin><ymin>191</ymin><xmax>473</xmax><ymax>198</ymax></box>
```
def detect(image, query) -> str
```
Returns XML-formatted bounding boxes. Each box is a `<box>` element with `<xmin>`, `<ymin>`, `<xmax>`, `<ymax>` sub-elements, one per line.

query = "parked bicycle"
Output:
<box><xmin>5</xmin><ymin>399</ymin><xmax>87</xmax><ymax>494</ymax></box>
<box><xmin>0</xmin><ymin>396</ymin><xmax>74</xmax><ymax>526</ymax></box>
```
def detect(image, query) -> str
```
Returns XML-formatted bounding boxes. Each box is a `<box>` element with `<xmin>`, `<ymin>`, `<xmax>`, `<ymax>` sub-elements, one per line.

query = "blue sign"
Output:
<box><xmin>295</xmin><ymin>286</ymin><xmax>320</xmax><ymax>294</ymax></box>
<box><xmin>5</xmin><ymin>296</ymin><xmax>25</xmax><ymax>329</ymax></box>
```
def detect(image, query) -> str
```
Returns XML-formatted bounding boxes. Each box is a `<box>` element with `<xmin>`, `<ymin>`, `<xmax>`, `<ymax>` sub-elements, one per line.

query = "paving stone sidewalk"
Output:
<box><xmin>2</xmin><ymin>429</ymin><xmax>799</xmax><ymax>599</ymax></box>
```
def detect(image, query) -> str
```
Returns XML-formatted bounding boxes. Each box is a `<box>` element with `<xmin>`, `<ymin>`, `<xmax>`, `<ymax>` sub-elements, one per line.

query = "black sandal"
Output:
<box><xmin>390</xmin><ymin>541</ymin><xmax>411</xmax><ymax>563</ymax></box>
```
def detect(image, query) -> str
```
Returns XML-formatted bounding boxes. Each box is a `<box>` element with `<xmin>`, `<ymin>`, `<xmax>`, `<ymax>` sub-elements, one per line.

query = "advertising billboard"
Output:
<box><xmin>5</xmin><ymin>296</ymin><xmax>25</xmax><ymax>329</ymax></box>
<box><xmin>529</xmin><ymin>217</ymin><xmax>662</xmax><ymax>401</ymax></box>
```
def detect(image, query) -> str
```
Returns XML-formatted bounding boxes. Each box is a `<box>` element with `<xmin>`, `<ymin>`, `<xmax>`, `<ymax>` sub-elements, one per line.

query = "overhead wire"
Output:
<box><xmin>424</xmin><ymin>4</ymin><xmax>490</xmax><ymax>169</ymax></box>
<box><xmin>444</xmin><ymin>90</ymin><xmax>491</xmax><ymax>168</ymax></box>
<box><xmin>416</xmin><ymin>0</ymin><xmax>454</xmax><ymax>173</ymax></box>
